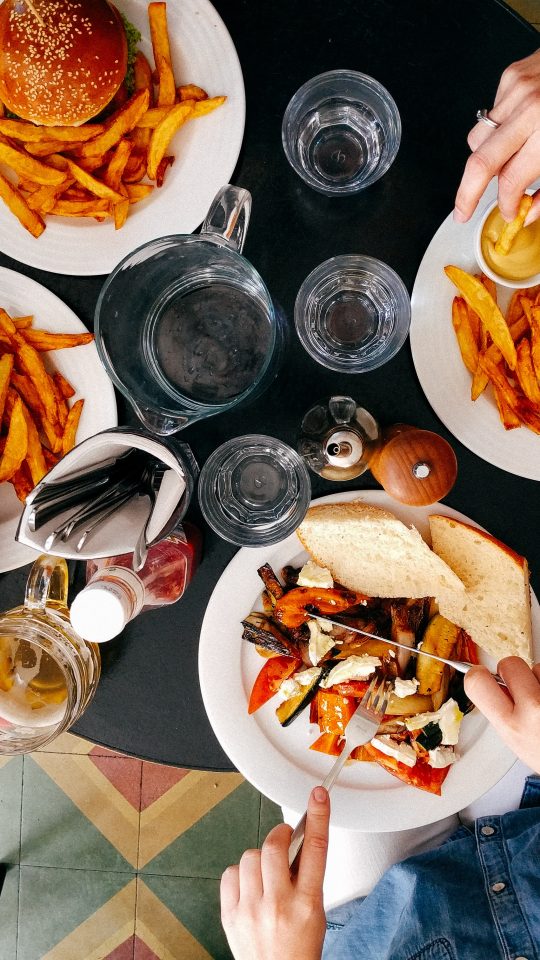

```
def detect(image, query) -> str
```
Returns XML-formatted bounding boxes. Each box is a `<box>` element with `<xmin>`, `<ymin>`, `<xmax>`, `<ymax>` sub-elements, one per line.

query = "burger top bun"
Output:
<box><xmin>0</xmin><ymin>0</ymin><xmax>128</xmax><ymax>126</ymax></box>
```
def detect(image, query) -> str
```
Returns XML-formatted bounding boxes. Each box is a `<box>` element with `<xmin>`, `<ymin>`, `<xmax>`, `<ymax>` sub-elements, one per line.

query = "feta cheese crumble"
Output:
<box><xmin>297</xmin><ymin>561</ymin><xmax>334</xmax><ymax>589</ymax></box>
<box><xmin>307</xmin><ymin>619</ymin><xmax>335</xmax><ymax>665</ymax></box>
<box><xmin>280</xmin><ymin>667</ymin><xmax>321</xmax><ymax>700</ymax></box>
<box><xmin>428</xmin><ymin>746</ymin><xmax>458</xmax><ymax>768</ymax></box>
<box><xmin>320</xmin><ymin>655</ymin><xmax>381</xmax><ymax>688</ymax></box>
<box><xmin>393</xmin><ymin>677</ymin><xmax>420</xmax><ymax>698</ymax></box>
<box><xmin>404</xmin><ymin>698</ymin><xmax>463</xmax><ymax>745</ymax></box>
<box><xmin>370</xmin><ymin>735</ymin><xmax>417</xmax><ymax>768</ymax></box>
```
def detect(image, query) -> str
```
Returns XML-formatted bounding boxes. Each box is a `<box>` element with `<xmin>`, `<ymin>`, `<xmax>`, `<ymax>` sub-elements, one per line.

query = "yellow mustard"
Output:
<box><xmin>481</xmin><ymin>206</ymin><xmax>540</xmax><ymax>281</ymax></box>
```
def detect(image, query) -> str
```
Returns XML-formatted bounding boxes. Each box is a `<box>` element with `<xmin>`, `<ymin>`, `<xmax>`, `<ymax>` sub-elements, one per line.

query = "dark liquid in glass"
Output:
<box><xmin>155</xmin><ymin>283</ymin><xmax>272</xmax><ymax>403</ymax></box>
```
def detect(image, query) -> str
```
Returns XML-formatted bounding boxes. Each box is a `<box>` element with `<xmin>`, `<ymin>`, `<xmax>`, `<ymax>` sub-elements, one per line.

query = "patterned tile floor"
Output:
<box><xmin>0</xmin><ymin>732</ymin><xmax>282</xmax><ymax>959</ymax></box>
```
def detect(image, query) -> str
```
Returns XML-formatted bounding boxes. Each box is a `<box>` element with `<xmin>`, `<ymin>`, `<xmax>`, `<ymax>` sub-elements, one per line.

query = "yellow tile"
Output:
<box><xmin>136</xmin><ymin>879</ymin><xmax>212</xmax><ymax>960</ymax></box>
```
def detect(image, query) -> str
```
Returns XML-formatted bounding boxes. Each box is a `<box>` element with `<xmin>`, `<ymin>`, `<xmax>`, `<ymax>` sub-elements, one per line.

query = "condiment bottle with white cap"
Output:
<box><xmin>70</xmin><ymin>522</ymin><xmax>202</xmax><ymax>643</ymax></box>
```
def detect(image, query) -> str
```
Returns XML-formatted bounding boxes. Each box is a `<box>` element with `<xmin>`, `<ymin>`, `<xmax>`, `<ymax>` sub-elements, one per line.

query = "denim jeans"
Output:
<box><xmin>323</xmin><ymin>776</ymin><xmax>540</xmax><ymax>960</ymax></box>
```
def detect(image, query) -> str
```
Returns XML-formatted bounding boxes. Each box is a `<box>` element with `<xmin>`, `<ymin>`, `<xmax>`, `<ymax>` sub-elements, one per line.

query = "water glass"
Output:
<box><xmin>295</xmin><ymin>255</ymin><xmax>410</xmax><ymax>372</ymax></box>
<box><xmin>282</xmin><ymin>70</ymin><xmax>401</xmax><ymax>196</ymax></box>
<box><xmin>198</xmin><ymin>435</ymin><xmax>312</xmax><ymax>546</ymax></box>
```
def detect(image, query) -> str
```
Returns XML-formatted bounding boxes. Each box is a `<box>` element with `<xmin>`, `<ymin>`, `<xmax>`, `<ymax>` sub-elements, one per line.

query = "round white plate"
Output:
<box><xmin>0</xmin><ymin>0</ymin><xmax>245</xmax><ymax>276</ymax></box>
<box><xmin>199</xmin><ymin>489</ymin><xmax>540</xmax><ymax>831</ymax></box>
<box><xmin>410</xmin><ymin>178</ymin><xmax>540</xmax><ymax>481</ymax></box>
<box><xmin>0</xmin><ymin>267</ymin><xmax>117</xmax><ymax>572</ymax></box>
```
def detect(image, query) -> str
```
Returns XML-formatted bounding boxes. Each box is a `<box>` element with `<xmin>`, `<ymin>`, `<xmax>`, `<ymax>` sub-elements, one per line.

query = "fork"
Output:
<box><xmin>287</xmin><ymin>675</ymin><xmax>391</xmax><ymax>869</ymax></box>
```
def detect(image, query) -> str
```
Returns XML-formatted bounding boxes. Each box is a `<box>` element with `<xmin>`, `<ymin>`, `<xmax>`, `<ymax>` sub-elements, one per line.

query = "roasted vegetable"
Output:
<box><xmin>386</xmin><ymin>692</ymin><xmax>433</xmax><ymax>716</ymax></box>
<box><xmin>276</xmin><ymin>668</ymin><xmax>325</xmax><ymax>727</ymax></box>
<box><xmin>274</xmin><ymin>586</ymin><xmax>365</xmax><ymax>629</ymax></box>
<box><xmin>257</xmin><ymin>563</ymin><xmax>284</xmax><ymax>603</ymax></box>
<box><xmin>416</xmin><ymin>614</ymin><xmax>461</xmax><ymax>696</ymax></box>
<box><xmin>416</xmin><ymin>721</ymin><xmax>443</xmax><ymax>751</ymax></box>
<box><xmin>248</xmin><ymin>655</ymin><xmax>301</xmax><ymax>714</ymax></box>
<box><xmin>241</xmin><ymin>613</ymin><xmax>299</xmax><ymax>657</ymax></box>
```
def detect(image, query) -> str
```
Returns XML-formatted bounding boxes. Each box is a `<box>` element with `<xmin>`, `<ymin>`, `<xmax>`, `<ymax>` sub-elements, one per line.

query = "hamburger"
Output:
<box><xmin>0</xmin><ymin>0</ymin><xmax>140</xmax><ymax>126</ymax></box>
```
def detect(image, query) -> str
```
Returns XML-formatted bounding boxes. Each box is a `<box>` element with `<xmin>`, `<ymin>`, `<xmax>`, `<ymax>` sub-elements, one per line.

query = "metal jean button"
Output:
<box><xmin>481</xmin><ymin>825</ymin><xmax>495</xmax><ymax>836</ymax></box>
<box><xmin>491</xmin><ymin>881</ymin><xmax>506</xmax><ymax>893</ymax></box>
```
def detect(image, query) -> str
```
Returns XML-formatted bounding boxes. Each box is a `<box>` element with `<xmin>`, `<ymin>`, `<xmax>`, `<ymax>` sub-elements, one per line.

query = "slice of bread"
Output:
<box><xmin>429</xmin><ymin>514</ymin><xmax>533</xmax><ymax>665</ymax></box>
<box><xmin>296</xmin><ymin>501</ymin><xmax>465</xmax><ymax>605</ymax></box>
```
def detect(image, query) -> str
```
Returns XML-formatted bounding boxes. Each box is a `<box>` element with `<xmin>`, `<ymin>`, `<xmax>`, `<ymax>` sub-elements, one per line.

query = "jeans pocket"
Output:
<box><xmin>407</xmin><ymin>937</ymin><xmax>457</xmax><ymax>960</ymax></box>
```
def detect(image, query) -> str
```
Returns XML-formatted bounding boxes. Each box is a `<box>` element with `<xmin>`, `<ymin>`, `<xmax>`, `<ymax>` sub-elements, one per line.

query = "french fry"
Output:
<box><xmin>123</xmin><ymin>150</ymin><xmax>148</xmax><ymax>183</ymax></box>
<box><xmin>0</xmin><ymin>308</ymin><xmax>17</xmax><ymax>343</ymax></box>
<box><xmin>135</xmin><ymin>106</ymin><xmax>176</xmax><ymax>129</ymax></box>
<box><xmin>506</xmin><ymin>289</ymin><xmax>526</xmax><ymax>326</ymax></box>
<box><xmin>149</xmin><ymin>2</ymin><xmax>176</xmax><ymax>106</ymax></box>
<box><xmin>470</xmin><ymin>315</ymin><xmax>529</xmax><ymax>400</ymax></box>
<box><xmin>20</xmin><ymin>401</ymin><xmax>47</xmax><ymax>485</ymax></box>
<box><xmin>0</xmin><ymin>171</ymin><xmax>46</xmax><ymax>238</ymax></box>
<box><xmin>14</xmin><ymin>335</ymin><xmax>58</xmax><ymax>425</ymax></box>
<box><xmin>156</xmin><ymin>155</ymin><xmax>174</xmax><ymax>188</ymax></box>
<box><xmin>0</xmin><ymin>353</ymin><xmax>14</xmax><ymax>422</ymax></box>
<box><xmin>147</xmin><ymin>100</ymin><xmax>194</xmax><ymax>179</ymax></box>
<box><xmin>125</xmin><ymin>183</ymin><xmax>154</xmax><ymax>202</ymax></box>
<box><xmin>53</xmin><ymin>371</ymin><xmax>75</xmax><ymax>399</ymax></box>
<box><xmin>480</xmin><ymin>354</ymin><xmax>540</xmax><ymax>433</ymax></box>
<box><xmin>0</xmin><ymin>394</ymin><xmax>28</xmax><ymax>482</ymax></box>
<box><xmin>25</xmin><ymin>140</ymin><xmax>80</xmax><ymax>157</ymax></box>
<box><xmin>50</xmin><ymin>377</ymin><xmax>68</xmax><ymax>429</ymax></box>
<box><xmin>452</xmin><ymin>297</ymin><xmax>478</xmax><ymax>374</ymax></box>
<box><xmin>445</xmin><ymin>265</ymin><xmax>517</xmax><ymax>369</ymax></box>
<box><xmin>10</xmin><ymin>370</ymin><xmax>45</xmax><ymax>420</ymax></box>
<box><xmin>529</xmin><ymin>306</ymin><xmax>540</xmax><ymax>380</ymax></box>
<box><xmin>134</xmin><ymin>51</ymin><xmax>154</xmax><ymax>95</ymax></box>
<box><xmin>515</xmin><ymin>338</ymin><xmax>540</xmax><ymax>404</ymax></box>
<box><xmin>50</xmin><ymin>201</ymin><xmax>109</xmax><ymax>219</ymax></box>
<box><xmin>492</xmin><ymin>380</ymin><xmax>521</xmax><ymax>430</ymax></box>
<box><xmin>10</xmin><ymin>462</ymin><xmax>34</xmax><ymax>502</ymax></box>
<box><xmin>190</xmin><ymin>95</ymin><xmax>226</xmax><ymax>119</ymax></box>
<box><xmin>113</xmin><ymin>198</ymin><xmax>130</xmax><ymax>230</ymax></box>
<box><xmin>0</xmin><ymin>141</ymin><xmax>66</xmax><ymax>185</ymax></box>
<box><xmin>21</xmin><ymin>329</ymin><xmax>94</xmax><ymax>351</ymax></box>
<box><xmin>13</xmin><ymin>316</ymin><xmax>33</xmax><ymax>329</ymax></box>
<box><xmin>104</xmin><ymin>139</ymin><xmax>133</xmax><ymax>192</ymax></box>
<box><xmin>62</xmin><ymin>158</ymin><xmax>124</xmax><ymax>202</ymax></box>
<box><xmin>74</xmin><ymin>89</ymin><xmax>150</xmax><ymax>159</ymax></box>
<box><xmin>494</xmin><ymin>194</ymin><xmax>533</xmax><ymax>256</ymax></box>
<box><xmin>26</xmin><ymin>180</ymin><xmax>75</xmax><ymax>215</ymax></box>
<box><xmin>0</xmin><ymin>119</ymin><xmax>105</xmax><ymax>142</ymax></box>
<box><xmin>61</xmin><ymin>399</ymin><xmax>84</xmax><ymax>455</ymax></box>
<box><xmin>177</xmin><ymin>83</ymin><xmax>208</xmax><ymax>102</ymax></box>
<box><xmin>479</xmin><ymin>273</ymin><xmax>497</xmax><ymax>303</ymax></box>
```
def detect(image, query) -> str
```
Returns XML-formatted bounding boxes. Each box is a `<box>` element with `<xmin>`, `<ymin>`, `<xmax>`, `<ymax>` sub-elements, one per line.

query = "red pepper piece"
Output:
<box><xmin>248</xmin><ymin>655</ymin><xmax>301</xmax><ymax>715</ymax></box>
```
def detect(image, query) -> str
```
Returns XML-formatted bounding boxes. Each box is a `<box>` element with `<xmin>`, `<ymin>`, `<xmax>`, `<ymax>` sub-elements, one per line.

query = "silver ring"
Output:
<box><xmin>476</xmin><ymin>108</ymin><xmax>500</xmax><ymax>129</ymax></box>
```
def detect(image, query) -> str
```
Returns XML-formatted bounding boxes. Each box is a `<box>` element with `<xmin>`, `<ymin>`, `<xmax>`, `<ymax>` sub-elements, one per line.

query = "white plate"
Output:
<box><xmin>410</xmin><ymin>178</ymin><xmax>540</xmax><ymax>481</ymax></box>
<box><xmin>0</xmin><ymin>267</ymin><xmax>117</xmax><ymax>572</ymax></box>
<box><xmin>0</xmin><ymin>0</ymin><xmax>245</xmax><ymax>276</ymax></box>
<box><xmin>199</xmin><ymin>490</ymin><xmax>540</xmax><ymax>831</ymax></box>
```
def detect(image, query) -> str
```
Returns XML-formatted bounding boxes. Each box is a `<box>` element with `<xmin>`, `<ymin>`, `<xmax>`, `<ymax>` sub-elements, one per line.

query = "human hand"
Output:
<box><xmin>220</xmin><ymin>786</ymin><xmax>329</xmax><ymax>960</ymax></box>
<box><xmin>454</xmin><ymin>49</ymin><xmax>540</xmax><ymax>225</ymax></box>
<box><xmin>464</xmin><ymin>657</ymin><xmax>540</xmax><ymax>773</ymax></box>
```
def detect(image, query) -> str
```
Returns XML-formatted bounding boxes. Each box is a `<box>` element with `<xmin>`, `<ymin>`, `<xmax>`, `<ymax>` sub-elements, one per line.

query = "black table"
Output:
<box><xmin>0</xmin><ymin>0</ymin><xmax>538</xmax><ymax>770</ymax></box>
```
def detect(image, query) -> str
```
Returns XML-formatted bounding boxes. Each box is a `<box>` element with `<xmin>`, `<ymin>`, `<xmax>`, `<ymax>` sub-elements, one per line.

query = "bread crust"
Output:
<box><xmin>0</xmin><ymin>0</ymin><xmax>128</xmax><ymax>126</ymax></box>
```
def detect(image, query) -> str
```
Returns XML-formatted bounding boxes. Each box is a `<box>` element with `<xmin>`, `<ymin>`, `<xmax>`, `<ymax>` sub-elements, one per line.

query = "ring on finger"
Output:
<box><xmin>476</xmin><ymin>108</ymin><xmax>500</xmax><ymax>129</ymax></box>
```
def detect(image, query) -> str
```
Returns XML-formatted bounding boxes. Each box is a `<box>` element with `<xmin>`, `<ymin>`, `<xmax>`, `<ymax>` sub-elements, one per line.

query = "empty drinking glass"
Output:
<box><xmin>198</xmin><ymin>435</ymin><xmax>311</xmax><ymax>546</ymax></box>
<box><xmin>282</xmin><ymin>70</ymin><xmax>401</xmax><ymax>196</ymax></box>
<box><xmin>295</xmin><ymin>254</ymin><xmax>411</xmax><ymax>372</ymax></box>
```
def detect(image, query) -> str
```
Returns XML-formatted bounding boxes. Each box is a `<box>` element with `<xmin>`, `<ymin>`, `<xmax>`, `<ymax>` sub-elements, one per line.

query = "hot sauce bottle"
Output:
<box><xmin>70</xmin><ymin>522</ymin><xmax>202</xmax><ymax>643</ymax></box>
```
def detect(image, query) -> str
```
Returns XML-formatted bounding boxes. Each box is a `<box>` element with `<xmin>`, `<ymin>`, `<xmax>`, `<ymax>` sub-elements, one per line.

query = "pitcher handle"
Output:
<box><xmin>201</xmin><ymin>184</ymin><xmax>252</xmax><ymax>253</ymax></box>
<box><xmin>25</xmin><ymin>555</ymin><xmax>70</xmax><ymax>613</ymax></box>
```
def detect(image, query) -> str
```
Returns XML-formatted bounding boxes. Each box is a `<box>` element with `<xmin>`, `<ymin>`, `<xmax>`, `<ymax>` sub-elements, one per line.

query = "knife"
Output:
<box><xmin>322</xmin><ymin>617</ymin><xmax>508</xmax><ymax>687</ymax></box>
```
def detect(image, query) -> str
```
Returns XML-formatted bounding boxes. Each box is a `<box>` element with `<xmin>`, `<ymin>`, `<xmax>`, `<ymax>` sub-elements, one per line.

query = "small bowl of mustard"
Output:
<box><xmin>474</xmin><ymin>195</ymin><xmax>540</xmax><ymax>289</ymax></box>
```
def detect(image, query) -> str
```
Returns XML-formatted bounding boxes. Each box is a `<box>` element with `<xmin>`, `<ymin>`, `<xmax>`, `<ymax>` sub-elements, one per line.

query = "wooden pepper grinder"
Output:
<box><xmin>298</xmin><ymin>397</ymin><xmax>457</xmax><ymax>505</ymax></box>
<box><xmin>368</xmin><ymin>423</ymin><xmax>457</xmax><ymax>506</ymax></box>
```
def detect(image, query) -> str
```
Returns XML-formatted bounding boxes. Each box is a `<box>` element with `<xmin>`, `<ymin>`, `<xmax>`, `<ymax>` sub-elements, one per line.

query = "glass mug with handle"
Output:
<box><xmin>95</xmin><ymin>185</ymin><xmax>285</xmax><ymax>435</ymax></box>
<box><xmin>0</xmin><ymin>554</ymin><xmax>100</xmax><ymax>755</ymax></box>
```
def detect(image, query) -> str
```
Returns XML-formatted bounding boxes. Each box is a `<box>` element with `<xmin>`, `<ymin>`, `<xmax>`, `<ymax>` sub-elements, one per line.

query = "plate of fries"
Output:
<box><xmin>0</xmin><ymin>0</ymin><xmax>245</xmax><ymax>276</ymax></box>
<box><xmin>0</xmin><ymin>267</ymin><xmax>117</xmax><ymax>572</ymax></box>
<box><xmin>410</xmin><ymin>178</ymin><xmax>540</xmax><ymax>481</ymax></box>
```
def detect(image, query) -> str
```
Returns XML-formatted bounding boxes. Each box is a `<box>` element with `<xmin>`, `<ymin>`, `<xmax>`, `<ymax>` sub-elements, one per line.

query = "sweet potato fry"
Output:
<box><xmin>494</xmin><ymin>194</ymin><xmax>533</xmax><ymax>256</ymax></box>
<box><xmin>445</xmin><ymin>265</ymin><xmax>517</xmax><ymax>369</ymax></box>
<box><xmin>149</xmin><ymin>2</ymin><xmax>176</xmax><ymax>106</ymax></box>
<box><xmin>471</xmin><ymin>315</ymin><xmax>529</xmax><ymax>400</ymax></box>
<box><xmin>21</xmin><ymin>329</ymin><xmax>94</xmax><ymax>351</ymax></box>
<box><xmin>0</xmin><ymin>171</ymin><xmax>45</xmax><ymax>238</ymax></box>
<box><xmin>506</xmin><ymin>289</ymin><xmax>526</xmax><ymax>326</ymax></box>
<box><xmin>452</xmin><ymin>296</ymin><xmax>478</xmax><ymax>374</ymax></box>
<box><xmin>0</xmin><ymin>394</ymin><xmax>28</xmax><ymax>482</ymax></box>
<box><xmin>62</xmin><ymin>399</ymin><xmax>84</xmax><ymax>455</ymax></box>
<box><xmin>479</xmin><ymin>273</ymin><xmax>497</xmax><ymax>303</ymax></box>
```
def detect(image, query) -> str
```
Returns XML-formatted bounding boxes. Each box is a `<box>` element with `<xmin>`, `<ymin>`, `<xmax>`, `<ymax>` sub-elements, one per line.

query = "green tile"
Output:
<box><xmin>0</xmin><ymin>864</ymin><xmax>19</xmax><ymax>959</ymax></box>
<box><xmin>258</xmin><ymin>794</ymin><xmax>283</xmax><ymax>846</ymax></box>
<box><xmin>142</xmin><ymin>875</ymin><xmax>233</xmax><ymax>960</ymax></box>
<box><xmin>0</xmin><ymin>757</ymin><xmax>23</xmax><ymax>863</ymax></box>
<box><xmin>21</xmin><ymin>757</ymin><xmax>132</xmax><ymax>873</ymax></box>
<box><xmin>141</xmin><ymin>780</ymin><xmax>260</xmax><ymax>879</ymax></box>
<box><xmin>18</xmin><ymin>865</ymin><xmax>134</xmax><ymax>960</ymax></box>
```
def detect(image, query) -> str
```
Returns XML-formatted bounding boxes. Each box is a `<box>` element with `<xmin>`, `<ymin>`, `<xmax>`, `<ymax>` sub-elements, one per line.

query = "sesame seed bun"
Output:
<box><xmin>0</xmin><ymin>0</ymin><xmax>128</xmax><ymax>126</ymax></box>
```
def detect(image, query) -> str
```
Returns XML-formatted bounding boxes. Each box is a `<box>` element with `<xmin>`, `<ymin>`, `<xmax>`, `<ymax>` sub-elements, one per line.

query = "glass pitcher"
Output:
<box><xmin>95</xmin><ymin>184</ymin><xmax>286</xmax><ymax>435</ymax></box>
<box><xmin>0</xmin><ymin>555</ymin><xmax>100</xmax><ymax>755</ymax></box>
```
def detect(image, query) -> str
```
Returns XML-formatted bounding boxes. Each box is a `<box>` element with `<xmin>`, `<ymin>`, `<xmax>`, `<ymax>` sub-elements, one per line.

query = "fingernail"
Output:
<box><xmin>453</xmin><ymin>208</ymin><xmax>467</xmax><ymax>223</ymax></box>
<box><xmin>313</xmin><ymin>786</ymin><xmax>327</xmax><ymax>803</ymax></box>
